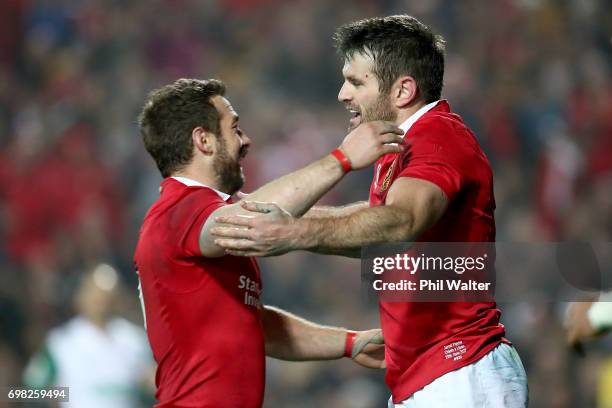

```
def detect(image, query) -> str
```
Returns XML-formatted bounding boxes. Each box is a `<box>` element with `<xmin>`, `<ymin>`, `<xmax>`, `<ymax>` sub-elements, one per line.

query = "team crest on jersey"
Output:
<box><xmin>374</xmin><ymin>164</ymin><xmax>382</xmax><ymax>189</ymax></box>
<box><xmin>379</xmin><ymin>158</ymin><xmax>397</xmax><ymax>193</ymax></box>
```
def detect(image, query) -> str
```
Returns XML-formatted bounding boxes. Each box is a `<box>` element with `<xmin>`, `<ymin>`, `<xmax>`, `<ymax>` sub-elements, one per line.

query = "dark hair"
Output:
<box><xmin>333</xmin><ymin>15</ymin><xmax>445</xmax><ymax>102</ymax></box>
<box><xmin>138</xmin><ymin>78</ymin><xmax>226</xmax><ymax>177</ymax></box>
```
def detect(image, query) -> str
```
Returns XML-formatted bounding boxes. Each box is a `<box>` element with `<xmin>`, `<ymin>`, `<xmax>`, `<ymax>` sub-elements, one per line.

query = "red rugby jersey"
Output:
<box><xmin>134</xmin><ymin>178</ymin><xmax>265</xmax><ymax>408</ymax></box>
<box><xmin>369</xmin><ymin>100</ymin><xmax>507</xmax><ymax>403</ymax></box>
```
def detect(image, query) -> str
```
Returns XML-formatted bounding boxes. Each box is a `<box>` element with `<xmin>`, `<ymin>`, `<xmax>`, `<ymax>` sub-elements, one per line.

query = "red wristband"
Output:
<box><xmin>331</xmin><ymin>148</ymin><xmax>352</xmax><ymax>173</ymax></box>
<box><xmin>344</xmin><ymin>330</ymin><xmax>357</xmax><ymax>358</ymax></box>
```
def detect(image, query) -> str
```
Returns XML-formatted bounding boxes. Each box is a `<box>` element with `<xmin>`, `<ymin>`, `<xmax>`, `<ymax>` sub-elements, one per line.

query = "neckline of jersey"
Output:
<box><xmin>398</xmin><ymin>99</ymin><xmax>443</xmax><ymax>137</ymax></box>
<box><xmin>170</xmin><ymin>176</ymin><xmax>231</xmax><ymax>201</ymax></box>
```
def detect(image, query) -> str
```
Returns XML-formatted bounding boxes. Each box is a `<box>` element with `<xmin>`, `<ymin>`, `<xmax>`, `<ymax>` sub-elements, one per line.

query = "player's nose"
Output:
<box><xmin>240</xmin><ymin>133</ymin><xmax>252</xmax><ymax>148</ymax></box>
<box><xmin>338</xmin><ymin>82</ymin><xmax>352</xmax><ymax>103</ymax></box>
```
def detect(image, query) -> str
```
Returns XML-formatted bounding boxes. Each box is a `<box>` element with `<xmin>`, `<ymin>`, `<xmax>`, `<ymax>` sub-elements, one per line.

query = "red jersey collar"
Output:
<box><xmin>398</xmin><ymin>99</ymin><xmax>450</xmax><ymax>136</ymax></box>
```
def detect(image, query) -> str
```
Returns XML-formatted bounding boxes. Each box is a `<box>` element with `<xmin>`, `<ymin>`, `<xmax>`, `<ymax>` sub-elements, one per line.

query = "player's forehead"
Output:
<box><xmin>212</xmin><ymin>95</ymin><xmax>239</xmax><ymax>124</ymax></box>
<box><xmin>342</xmin><ymin>52</ymin><xmax>375</xmax><ymax>79</ymax></box>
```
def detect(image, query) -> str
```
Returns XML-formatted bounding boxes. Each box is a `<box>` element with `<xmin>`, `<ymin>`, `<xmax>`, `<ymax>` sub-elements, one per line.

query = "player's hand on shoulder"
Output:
<box><xmin>351</xmin><ymin>329</ymin><xmax>386</xmax><ymax>369</ymax></box>
<box><xmin>340</xmin><ymin>121</ymin><xmax>404</xmax><ymax>170</ymax></box>
<box><xmin>212</xmin><ymin>201</ymin><xmax>298</xmax><ymax>257</ymax></box>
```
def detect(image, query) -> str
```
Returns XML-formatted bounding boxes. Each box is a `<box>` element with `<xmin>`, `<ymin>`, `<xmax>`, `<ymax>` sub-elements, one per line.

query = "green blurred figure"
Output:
<box><xmin>23</xmin><ymin>264</ymin><xmax>155</xmax><ymax>408</ymax></box>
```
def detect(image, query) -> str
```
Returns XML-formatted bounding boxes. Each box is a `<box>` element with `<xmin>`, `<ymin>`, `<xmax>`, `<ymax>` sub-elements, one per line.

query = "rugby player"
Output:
<box><xmin>211</xmin><ymin>15</ymin><xmax>529</xmax><ymax>407</ymax></box>
<box><xmin>134</xmin><ymin>78</ymin><xmax>403</xmax><ymax>407</ymax></box>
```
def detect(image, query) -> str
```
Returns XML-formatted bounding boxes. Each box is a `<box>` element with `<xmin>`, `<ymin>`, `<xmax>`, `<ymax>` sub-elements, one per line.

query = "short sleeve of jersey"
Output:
<box><xmin>170</xmin><ymin>187</ymin><xmax>227</xmax><ymax>257</ymax></box>
<box><xmin>396</xmin><ymin>121</ymin><xmax>464</xmax><ymax>202</ymax></box>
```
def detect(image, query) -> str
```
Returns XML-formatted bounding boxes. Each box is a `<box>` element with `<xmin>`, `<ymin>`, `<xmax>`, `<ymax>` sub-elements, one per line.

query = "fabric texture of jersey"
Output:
<box><xmin>134</xmin><ymin>178</ymin><xmax>265</xmax><ymax>408</ymax></box>
<box><xmin>369</xmin><ymin>100</ymin><xmax>507</xmax><ymax>403</ymax></box>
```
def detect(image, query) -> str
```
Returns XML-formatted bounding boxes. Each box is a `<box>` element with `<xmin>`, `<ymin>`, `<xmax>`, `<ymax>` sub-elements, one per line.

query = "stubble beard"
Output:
<box><xmin>349</xmin><ymin>93</ymin><xmax>397</xmax><ymax>132</ymax></box>
<box><xmin>213</xmin><ymin>138</ymin><xmax>245</xmax><ymax>195</ymax></box>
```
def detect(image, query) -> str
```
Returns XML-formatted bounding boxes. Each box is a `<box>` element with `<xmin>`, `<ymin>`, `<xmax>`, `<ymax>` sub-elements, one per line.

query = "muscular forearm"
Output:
<box><xmin>239</xmin><ymin>121</ymin><xmax>403</xmax><ymax>217</ymax></box>
<box><xmin>304</xmin><ymin>201</ymin><xmax>369</xmax><ymax>219</ymax></box>
<box><xmin>202</xmin><ymin>122</ymin><xmax>407</xmax><ymax>257</ymax></box>
<box><xmin>243</xmin><ymin>155</ymin><xmax>344</xmax><ymax>217</ymax></box>
<box><xmin>298</xmin><ymin>205</ymin><xmax>416</xmax><ymax>252</ymax></box>
<box><xmin>302</xmin><ymin>201</ymin><xmax>373</xmax><ymax>257</ymax></box>
<box><xmin>210</xmin><ymin>175</ymin><xmax>447</xmax><ymax>259</ymax></box>
<box><xmin>262</xmin><ymin>306</ymin><xmax>346</xmax><ymax>361</ymax></box>
<box><xmin>203</xmin><ymin>155</ymin><xmax>345</xmax><ymax>256</ymax></box>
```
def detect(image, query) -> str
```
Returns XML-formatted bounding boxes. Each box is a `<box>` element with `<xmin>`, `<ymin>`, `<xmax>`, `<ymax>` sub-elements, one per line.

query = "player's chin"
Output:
<box><xmin>348</xmin><ymin>115</ymin><xmax>362</xmax><ymax>130</ymax></box>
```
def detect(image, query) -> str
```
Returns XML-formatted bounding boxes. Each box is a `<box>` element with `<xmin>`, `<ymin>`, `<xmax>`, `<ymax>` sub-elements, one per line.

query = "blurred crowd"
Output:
<box><xmin>0</xmin><ymin>0</ymin><xmax>611</xmax><ymax>407</ymax></box>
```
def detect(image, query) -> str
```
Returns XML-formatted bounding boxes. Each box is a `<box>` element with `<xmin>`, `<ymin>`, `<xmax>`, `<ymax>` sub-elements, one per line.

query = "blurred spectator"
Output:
<box><xmin>23</xmin><ymin>264</ymin><xmax>154</xmax><ymax>408</ymax></box>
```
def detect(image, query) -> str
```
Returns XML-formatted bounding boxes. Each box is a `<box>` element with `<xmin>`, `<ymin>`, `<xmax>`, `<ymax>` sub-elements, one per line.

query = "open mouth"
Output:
<box><xmin>348</xmin><ymin>108</ymin><xmax>361</xmax><ymax>127</ymax></box>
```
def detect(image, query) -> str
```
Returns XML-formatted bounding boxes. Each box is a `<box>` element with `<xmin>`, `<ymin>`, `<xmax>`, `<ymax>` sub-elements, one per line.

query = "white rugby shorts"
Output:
<box><xmin>389</xmin><ymin>343</ymin><xmax>528</xmax><ymax>408</ymax></box>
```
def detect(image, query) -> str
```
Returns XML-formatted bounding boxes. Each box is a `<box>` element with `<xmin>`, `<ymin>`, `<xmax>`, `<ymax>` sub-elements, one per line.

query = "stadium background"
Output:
<box><xmin>1</xmin><ymin>0</ymin><xmax>611</xmax><ymax>407</ymax></box>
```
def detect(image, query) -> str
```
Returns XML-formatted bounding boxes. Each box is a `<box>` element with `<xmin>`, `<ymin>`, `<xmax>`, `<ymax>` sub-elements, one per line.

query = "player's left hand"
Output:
<box><xmin>565</xmin><ymin>301</ymin><xmax>598</xmax><ymax>346</ymax></box>
<box><xmin>351</xmin><ymin>329</ymin><xmax>386</xmax><ymax>369</ymax></box>
<box><xmin>212</xmin><ymin>201</ymin><xmax>298</xmax><ymax>256</ymax></box>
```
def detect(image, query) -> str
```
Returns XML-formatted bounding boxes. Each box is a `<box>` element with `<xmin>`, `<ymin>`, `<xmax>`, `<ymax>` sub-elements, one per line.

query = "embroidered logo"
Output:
<box><xmin>374</xmin><ymin>164</ymin><xmax>382</xmax><ymax>189</ymax></box>
<box><xmin>379</xmin><ymin>158</ymin><xmax>398</xmax><ymax>193</ymax></box>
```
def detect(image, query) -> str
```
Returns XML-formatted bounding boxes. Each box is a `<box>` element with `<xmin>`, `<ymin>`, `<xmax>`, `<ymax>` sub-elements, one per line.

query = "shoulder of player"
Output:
<box><xmin>408</xmin><ymin>113</ymin><xmax>481</xmax><ymax>158</ymax></box>
<box><xmin>409</xmin><ymin>112</ymin><xmax>467</xmax><ymax>140</ymax></box>
<box><xmin>169</xmin><ymin>184</ymin><xmax>228</xmax><ymax>213</ymax></box>
<box><xmin>187</xmin><ymin>185</ymin><xmax>228</xmax><ymax>200</ymax></box>
<box><xmin>146</xmin><ymin>181</ymin><xmax>224</xmax><ymax>213</ymax></box>
<box><xmin>141</xmin><ymin>186</ymin><xmax>226</xmax><ymax>234</ymax></box>
<box><xmin>167</xmin><ymin>178</ymin><xmax>226</xmax><ymax>198</ymax></box>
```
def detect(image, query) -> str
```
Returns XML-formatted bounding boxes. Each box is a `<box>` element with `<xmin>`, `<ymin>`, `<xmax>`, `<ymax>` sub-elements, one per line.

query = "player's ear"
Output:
<box><xmin>393</xmin><ymin>76</ymin><xmax>418</xmax><ymax>109</ymax></box>
<box><xmin>192</xmin><ymin>127</ymin><xmax>215</xmax><ymax>156</ymax></box>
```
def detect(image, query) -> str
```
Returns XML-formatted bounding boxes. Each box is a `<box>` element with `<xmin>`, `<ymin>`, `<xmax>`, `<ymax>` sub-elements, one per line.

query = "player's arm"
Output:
<box><xmin>303</xmin><ymin>178</ymin><xmax>447</xmax><ymax>251</ymax></box>
<box><xmin>303</xmin><ymin>201</ymin><xmax>369</xmax><ymax>219</ymax></box>
<box><xmin>214</xmin><ymin>201</ymin><xmax>369</xmax><ymax>258</ymax></box>
<box><xmin>212</xmin><ymin>177</ymin><xmax>447</xmax><ymax>257</ymax></box>
<box><xmin>262</xmin><ymin>305</ymin><xmax>385</xmax><ymax>368</ymax></box>
<box><xmin>234</xmin><ymin>196</ymin><xmax>369</xmax><ymax>218</ymax></box>
<box><xmin>200</xmin><ymin>122</ymin><xmax>403</xmax><ymax>257</ymax></box>
<box><xmin>302</xmin><ymin>202</ymin><xmax>371</xmax><ymax>256</ymax></box>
